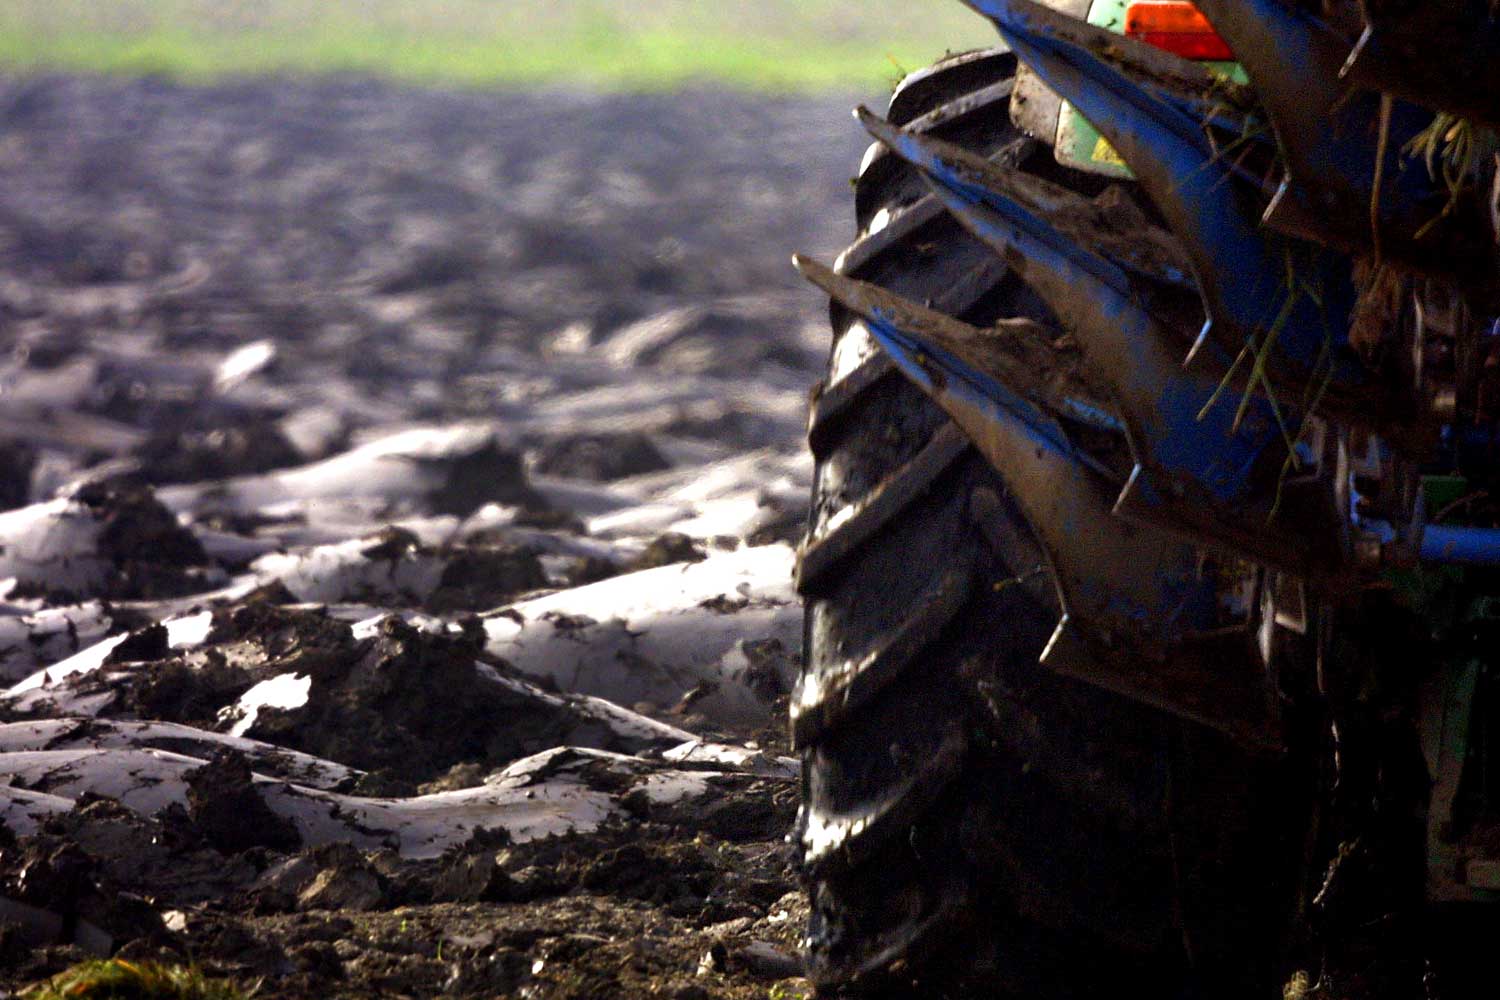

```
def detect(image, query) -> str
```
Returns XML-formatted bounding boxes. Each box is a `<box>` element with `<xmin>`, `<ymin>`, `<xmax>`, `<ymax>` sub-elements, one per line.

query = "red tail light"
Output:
<box><xmin>1124</xmin><ymin>1</ymin><xmax>1234</xmax><ymax>60</ymax></box>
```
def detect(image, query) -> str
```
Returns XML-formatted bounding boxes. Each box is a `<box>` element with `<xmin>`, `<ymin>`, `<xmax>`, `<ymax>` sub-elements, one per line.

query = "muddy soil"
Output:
<box><xmin>0</xmin><ymin>74</ymin><xmax>871</xmax><ymax>998</ymax></box>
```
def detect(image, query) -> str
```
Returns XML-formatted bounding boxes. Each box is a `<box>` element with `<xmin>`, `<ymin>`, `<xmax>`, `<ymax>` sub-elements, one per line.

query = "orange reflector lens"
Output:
<box><xmin>1124</xmin><ymin>1</ymin><xmax>1234</xmax><ymax>60</ymax></box>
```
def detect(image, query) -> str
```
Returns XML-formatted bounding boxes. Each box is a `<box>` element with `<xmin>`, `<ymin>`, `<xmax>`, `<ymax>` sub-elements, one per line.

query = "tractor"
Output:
<box><xmin>792</xmin><ymin>1</ymin><xmax>1500</xmax><ymax>995</ymax></box>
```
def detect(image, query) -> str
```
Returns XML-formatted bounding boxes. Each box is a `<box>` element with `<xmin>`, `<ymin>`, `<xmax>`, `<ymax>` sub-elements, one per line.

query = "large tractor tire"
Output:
<box><xmin>794</xmin><ymin>49</ymin><xmax>1311</xmax><ymax>998</ymax></box>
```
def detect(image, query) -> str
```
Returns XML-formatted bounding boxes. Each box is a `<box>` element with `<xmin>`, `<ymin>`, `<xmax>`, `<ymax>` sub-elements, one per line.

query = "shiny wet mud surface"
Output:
<box><xmin>0</xmin><ymin>75</ymin><xmax>873</xmax><ymax>997</ymax></box>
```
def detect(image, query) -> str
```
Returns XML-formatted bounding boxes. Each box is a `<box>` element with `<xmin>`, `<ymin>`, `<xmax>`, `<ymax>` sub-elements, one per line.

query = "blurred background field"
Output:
<box><xmin>0</xmin><ymin>0</ymin><xmax>995</xmax><ymax>91</ymax></box>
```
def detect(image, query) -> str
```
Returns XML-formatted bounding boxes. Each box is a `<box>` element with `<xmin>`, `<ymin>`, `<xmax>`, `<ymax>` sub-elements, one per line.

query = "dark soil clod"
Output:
<box><xmin>531</xmin><ymin>431</ymin><xmax>672</xmax><ymax>482</ymax></box>
<box><xmin>184</xmin><ymin>750</ymin><xmax>302</xmax><ymax>855</ymax></box>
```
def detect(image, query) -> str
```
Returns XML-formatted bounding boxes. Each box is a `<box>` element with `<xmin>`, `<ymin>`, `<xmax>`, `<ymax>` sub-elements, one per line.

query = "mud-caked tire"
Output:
<box><xmin>794</xmin><ymin>49</ymin><xmax>1310</xmax><ymax>998</ymax></box>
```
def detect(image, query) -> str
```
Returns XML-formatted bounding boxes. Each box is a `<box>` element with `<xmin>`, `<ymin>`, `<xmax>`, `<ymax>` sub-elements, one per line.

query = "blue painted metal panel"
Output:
<box><xmin>1420</xmin><ymin>526</ymin><xmax>1500</xmax><ymax>567</ymax></box>
<box><xmin>962</xmin><ymin>0</ymin><xmax>1368</xmax><ymax>401</ymax></box>
<box><xmin>863</xmin><ymin>108</ymin><xmax>1280</xmax><ymax>507</ymax></box>
<box><xmin>1192</xmin><ymin>0</ymin><xmax>1467</xmax><ymax>260</ymax></box>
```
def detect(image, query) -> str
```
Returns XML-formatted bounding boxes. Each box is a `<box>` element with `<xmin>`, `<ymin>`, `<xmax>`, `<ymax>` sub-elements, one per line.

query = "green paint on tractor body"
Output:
<box><xmin>1053</xmin><ymin>0</ymin><xmax>1245</xmax><ymax>178</ymax></box>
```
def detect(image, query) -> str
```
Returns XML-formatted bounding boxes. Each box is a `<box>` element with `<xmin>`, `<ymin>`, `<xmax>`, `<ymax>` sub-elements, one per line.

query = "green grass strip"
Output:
<box><xmin>23</xmin><ymin>959</ymin><xmax>248</xmax><ymax>1000</ymax></box>
<box><xmin>0</xmin><ymin>0</ymin><xmax>996</xmax><ymax>92</ymax></box>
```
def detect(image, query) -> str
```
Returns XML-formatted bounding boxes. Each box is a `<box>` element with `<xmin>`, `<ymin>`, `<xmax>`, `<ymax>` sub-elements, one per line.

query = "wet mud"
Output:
<box><xmin>0</xmin><ymin>74</ymin><xmax>866</xmax><ymax>997</ymax></box>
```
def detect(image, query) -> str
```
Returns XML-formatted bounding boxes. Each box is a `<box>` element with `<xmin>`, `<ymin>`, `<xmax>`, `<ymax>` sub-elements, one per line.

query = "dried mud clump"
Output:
<box><xmin>53</xmin><ymin>798</ymin><xmax>256</xmax><ymax>900</ymax></box>
<box><xmin>347</xmin><ymin>528</ymin><xmax>548</xmax><ymax>613</ymax></box>
<box><xmin>0</xmin><ymin>440</ymin><xmax>36</xmax><ymax>511</ymax></box>
<box><xmin>79</xmin><ymin>483</ymin><xmax>208</xmax><ymax>588</ymax></box>
<box><xmin>119</xmin><ymin>659</ymin><xmax>253</xmax><ymax>728</ymax></box>
<box><xmin>0</xmin><ymin>806</ymin><xmax>169</xmax><ymax>978</ymax></box>
<box><xmin>184</xmin><ymin>750</ymin><xmax>301</xmax><ymax>855</ymax></box>
<box><xmin>421</xmin><ymin>436</ymin><xmax>543</xmax><ymax>516</ymax></box>
<box><xmin>531</xmin><ymin>431</ymin><xmax>671</xmax><ymax>482</ymax></box>
<box><xmin>239</xmin><ymin>617</ymin><xmax>663</xmax><ymax>790</ymax></box>
<box><xmin>631</xmin><ymin>532</ymin><xmax>709</xmax><ymax>570</ymax></box>
<box><xmin>293</xmin><ymin>846</ymin><xmax>389</xmax><ymax>913</ymax></box>
<box><xmin>138</xmin><ymin>422</ymin><xmax>304</xmax><ymax>486</ymax></box>
<box><xmin>425</xmin><ymin>543</ymin><xmax>548</xmax><ymax>612</ymax></box>
<box><xmin>117</xmin><ymin>605</ymin><xmax>356</xmax><ymax>729</ymax></box>
<box><xmin>6</xmin><ymin>482</ymin><xmax>214</xmax><ymax>603</ymax></box>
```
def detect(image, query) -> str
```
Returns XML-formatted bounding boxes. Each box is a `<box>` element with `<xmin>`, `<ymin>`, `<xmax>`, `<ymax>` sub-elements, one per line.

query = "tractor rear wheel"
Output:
<box><xmin>794</xmin><ymin>48</ymin><xmax>1311</xmax><ymax>997</ymax></box>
